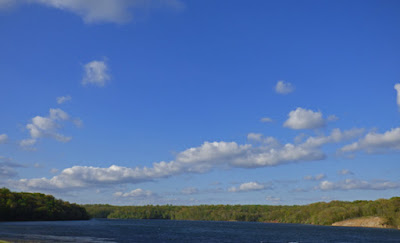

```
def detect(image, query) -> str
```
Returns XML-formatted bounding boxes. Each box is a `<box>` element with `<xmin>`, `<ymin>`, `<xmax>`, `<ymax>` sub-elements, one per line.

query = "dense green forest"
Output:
<box><xmin>84</xmin><ymin>197</ymin><xmax>400</xmax><ymax>228</ymax></box>
<box><xmin>2</xmin><ymin>187</ymin><xmax>398</xmax><ymax>228</ymax></box>
<box><xmin>0</xmin><ymin>188</ymin><xmax>89</xmax><ymax>221</ymax></box>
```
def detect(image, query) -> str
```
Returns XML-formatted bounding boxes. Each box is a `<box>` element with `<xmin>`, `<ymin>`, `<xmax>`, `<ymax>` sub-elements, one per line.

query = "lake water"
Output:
<box><xmin>1</xmin><ymin>219</ymin><xmax>400</xmax><ymax>242</ymax></box>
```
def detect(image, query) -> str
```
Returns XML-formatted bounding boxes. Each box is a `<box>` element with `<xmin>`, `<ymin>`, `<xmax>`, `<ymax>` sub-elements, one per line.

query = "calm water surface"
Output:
<box><xmin>1</xmin><ymin>219</ymin><xmax>400</xmax><ymax>242</ymax></box>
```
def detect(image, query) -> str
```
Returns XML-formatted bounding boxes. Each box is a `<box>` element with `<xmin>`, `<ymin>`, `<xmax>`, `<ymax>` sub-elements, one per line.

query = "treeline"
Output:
<box><xmin>84</xmin><ymin>197</ymin><xmax>400</xmax><ymax>228</ymax></box>
<box><xmin>0</xmin><ymin>188</ymin><xmax>89</xmax><ymax>221</ymax></box>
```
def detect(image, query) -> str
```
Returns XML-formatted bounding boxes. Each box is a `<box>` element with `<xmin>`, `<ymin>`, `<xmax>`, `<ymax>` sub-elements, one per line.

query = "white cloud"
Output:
<box><xmin>14</xmin><ymin>141</ymin><xmax>324</xmax><ymax>190</ymax></box>
<box><xmin>260</xmin><ymin>117</ymin><xmax>273</xmax><ymax>123</ymax></box>
<box><xmin>395</xmin><ymin>83</ymin><xmax>400</xmax><ymax>110</ymax></box>
<box><xmin>228</xmin><ymin>182</ymin><xmax>265</xmax><ymax>192</ymax></box>
<box><xmin>56</xmin><ymin>95</ymin><xmax>72</xmax><ymax>104</ymax></box>
<box><xmin>301</xmin><ymin>128</ymin><xmax>364</xmax><ymax>148</ymax></box>
<box><xmin>341</xmin><ymin>127</ymin><xmax>400</xmax><ymax>153</ymax></box>
<box><xmin>0</xmin><ymin>0</ymin><xmax>184</xmax><ymax>24</ymax></box>
<box><xmin>15</xmin><ymin>163</ymin><xmax>181</xmax><ymax>190</ymax></box>
<box><xmin>20</xmin><ymin>108</ymin><xmax>81</xmax><ymax>147</ymax></box>
<box><xmin>338</xmin><ymin>169</ymin><xmax>354</xmax><ymax>175</ymax></box>
<box><xmin>0</xmin><ymin>134</ymin><xmax>8</xmax><ymax>144</ymax></box>
<box><xmin>304</xmin><ymin>173</ymin><xmax>326</xmax><ymax>181</ymax></box>
<box><xmin>175</xmin><ymin>140</ymin><xmax>325</xmax><ymax>169</ymax></box>
<box><xmin>318</xmin><ymin>179</ymin><xmax>400</xmax><ymax>191</ymax></box>
<box><xmin>283</xmin><ymin>107</ymin><xmax>326</xmax><ymax>130</ymax></box>
<box><xmin>181</xmin><ymin>187</ymin><xmax>199</xmax><ymax>195</ymax></box>
<box><xmin>15</xmin><ymin>128</ymin><xmax>362</xmax><ymax>191</ymax></box>
<box><xmin>82</xmin><ymin>60</ymin><xmax>110</xmax><ymax>87</ymax></box>
<box><xmin>114</xmin><ymin>188</ymin><xmax>154</xmax><ymax>198</ymax></box>
<box><xmin>275</xmin><ymin>80</ymin><xmax>294</xmax><ymax>94</ymax></box>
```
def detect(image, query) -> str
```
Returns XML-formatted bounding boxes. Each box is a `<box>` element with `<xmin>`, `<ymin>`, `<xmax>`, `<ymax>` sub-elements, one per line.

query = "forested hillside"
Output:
<box><xmin>84</xmin><ymin>197</ymin><xmax>400</xmax><ymax>228</ymax></box>
<box><xmin>0</xmin><ymin>188</ymin><xmax>89</xmax><ymax>221</ymax></box>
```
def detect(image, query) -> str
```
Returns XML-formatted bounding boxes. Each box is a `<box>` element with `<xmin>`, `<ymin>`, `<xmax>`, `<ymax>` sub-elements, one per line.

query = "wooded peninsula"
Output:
<box><xmin>0</xmin><ymin>188</ymin><xmax>89</xmax><ymax>221</ymax></box>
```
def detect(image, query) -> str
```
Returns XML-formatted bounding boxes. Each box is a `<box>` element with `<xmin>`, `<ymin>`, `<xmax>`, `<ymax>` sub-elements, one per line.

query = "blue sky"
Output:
<box><xmin>1</xmin><ymin>0</ymin><xmax>400</xmax><ymax>205</ymax></box>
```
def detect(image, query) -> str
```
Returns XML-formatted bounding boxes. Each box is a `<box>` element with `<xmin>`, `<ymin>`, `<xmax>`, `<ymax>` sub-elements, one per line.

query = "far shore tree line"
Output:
<box><xmin>84</xmin><ymin>197</ymin><xmax>400</xmax><ymax>228</ymax></box>
<box><xmin>1</xmin><ymin>187</ymin><xmax>399</xmax><ymax>229</ymax></box>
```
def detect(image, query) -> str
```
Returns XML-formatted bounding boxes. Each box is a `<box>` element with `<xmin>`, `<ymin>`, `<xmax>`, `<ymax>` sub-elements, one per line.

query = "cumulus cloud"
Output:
<box><xmin>341</xmin><ymin>127</ymin><xmax>400</xmax><ymax>153</ymax></box>
<box><xmin>15</xmin><ymin>127</ymin><xmax>362</xmax><ymax>191</ymax></box>
<box><xmin>114</xmin><ymin>188</ymin><xmax>154</xmax><ymax>198</ymax></box>
<box><xmin>338</xmin><ymin>169</ymin><xmax>354</xmax><ymax>175</ymax></box>
<box><xmin>275</xmin><ymin>80</ymin><xmax>294</xmax><ymax>94</ymax></box>
<box><xmin>303</xmin><ymin>173</ymin><xmax>326</xmax><ymax>181</ymax></box>
<box><xmin>14</xmin><ymin>142</ymin><xmax>323</xmax><ymax>190</ymax></box>
<box><xmin>20</xmin><ymin>108</ymin><xmax>81</xmax><ymax>147</ymax></box>
<box><xmin>317</xmin><ymin>179</ymin><xmax>400</xmax><ymax>191</ymax></box>
<box><xmin>56</xmin><ymin>95</ymin><xmax>72</xmax><ymax>104</ymax></box>
<box><xmin>283</xmin><ymin>108</ymin><xmax>326</xmax><ymax>130</ymax></box>
<box><xmin>0</xmin><ymin>134</ymin><xmax>8</xmax><ymax>144</ymax></box>
<box><xmin>228</xmin><ymin>182</ymin><xmax>266</xmax><ymax>192</ymax></box>
<box><xmin>395</xmin><ymin>83</ymin><xmax>400</xmax><ymax>110</ymax></box>
<box><xmin>176</xmin><ymin>141</ymin><xmax>325</xmax><ymax>169</ymax></box>
<box><xmin>0</xmin><ymin>0</ymin><xmax>184</xmax><ymax>24</ymax></box>
<box><xmin>260</xmin><ymin>117</ymin><xmax>273</xmax><ymax>123</ymax></box>
<box><xmin>301</xmin><ymin>128</ymin><xmax>364</xmax><ymax>148</ymax></box>
<box><xmin>82</xmin><ymin>60</ymin><xmax>110</xmax><ymax>87</ymax></box>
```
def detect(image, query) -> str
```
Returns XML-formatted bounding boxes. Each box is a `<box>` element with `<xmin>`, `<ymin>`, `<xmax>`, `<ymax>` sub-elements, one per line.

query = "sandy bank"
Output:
<box><xmin>332</xmin><ymin>216</ymin><xmax>393</xmax><ymax>229</ymax></box>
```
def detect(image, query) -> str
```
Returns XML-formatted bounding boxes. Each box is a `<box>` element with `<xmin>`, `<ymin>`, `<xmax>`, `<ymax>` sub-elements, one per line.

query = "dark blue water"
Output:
<box><xmin>1</xmin><ymin>219</ymin><xmax>400</xmax><ymax>242</ymax></box>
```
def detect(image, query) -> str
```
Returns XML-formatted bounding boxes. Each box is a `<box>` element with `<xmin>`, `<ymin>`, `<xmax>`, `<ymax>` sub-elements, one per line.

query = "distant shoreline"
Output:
<box><xmin>83</xmin><ymin>197</ymin><xmax>400</xmax><ymax>229</ymax></box>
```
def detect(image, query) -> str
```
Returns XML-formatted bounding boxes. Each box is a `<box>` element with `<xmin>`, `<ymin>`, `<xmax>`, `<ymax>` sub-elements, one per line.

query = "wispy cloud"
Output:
<box><xmin>56</xmin><ymin>95</ymin><xmax>72</xmax><ymax>104</ymax></box>
<box><xmin>303</xmin><ymin>173</ymin><xmax>326</xmax><ymax>181</ymax></box>
<box><xmin>0</xmin><ymin>0</ymin><xmax>184</xmax><ymax>24</ymax></box>
<box><xmin>275</xmin><ymin>80</ymin><xmax>294</xmax><ymax>94</ymax></box>
<box><xmin>181</xmin><ymin>187</ymin><xmax>199</xmax><ymax>195</ymax></box>
<box><xmin>317</xmin><ymin>179</ymin><xmax>400</xmax><ymax>191</ymax></box>
<box><xmin>265</xmin><ymin>196</ymin><xmax>281</xmax><ymax>204</ymax></box>
<box><xmin>338</xmin><ymin>169</ymin><xmax>354</xmax><ymax>175</ymax></box>
<box><xmin>0</xmin><ymin>156</ymin><xmax>25</xmax><ymax>179</ymax></box>
<box><xmin>114</xmin><ymin>188</ymin><xmax>154</xmax><ymax>198</ymax></box>
<box><xmin>395</xmin><ymin>83</ymin><xmax>400</xmax><ymax>110</ymax></box>
<box><xmin>0</xmin><ymin>134</ymin><xmax>8</xmax><ymax>144</ymax></box>
<box><xmin>260</xmin><ymin>117</ymin><xmax>273</xmax><ymax>123</ymax></box>
<box><xmin>247</xmin><ymin>133</ymin><xmax>280</xmax><ymax>146</ymax></box>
